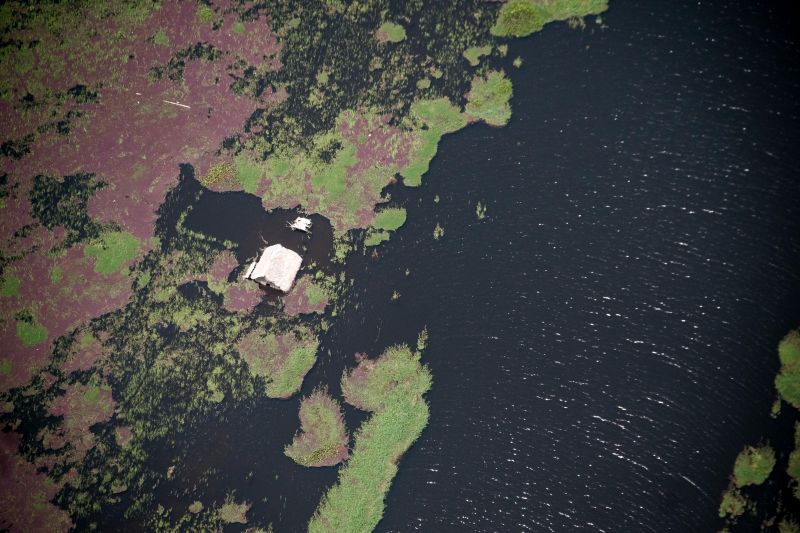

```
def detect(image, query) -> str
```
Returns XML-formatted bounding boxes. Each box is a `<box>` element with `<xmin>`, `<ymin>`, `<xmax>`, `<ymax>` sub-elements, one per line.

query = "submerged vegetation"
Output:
<box><xmin>309</xmin><ymin>345</ymin><xmax>432</xmax><ymax>532</ymax></box>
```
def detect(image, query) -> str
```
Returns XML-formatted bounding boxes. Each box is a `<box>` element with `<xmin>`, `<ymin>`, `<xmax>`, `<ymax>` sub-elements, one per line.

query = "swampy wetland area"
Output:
<box><xmin>2</xmin><ymin>0</ymin><xmax>800</xmax><ymax>532</ymax></box>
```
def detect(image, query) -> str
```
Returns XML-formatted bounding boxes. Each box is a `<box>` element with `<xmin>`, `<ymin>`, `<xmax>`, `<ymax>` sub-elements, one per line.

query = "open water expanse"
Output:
<box><xmin>316</xmin><ymin>0</ymin><xmax>800</xmax><ymax>531</ymax></box>
<box><xmin>143</xmin><ymin>0</ymin><xmax>800</xmax><ymax>531</ymax></box>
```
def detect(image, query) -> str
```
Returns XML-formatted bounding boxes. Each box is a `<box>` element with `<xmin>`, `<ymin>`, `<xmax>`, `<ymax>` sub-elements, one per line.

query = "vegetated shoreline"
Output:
<box><xmin>285</xmin><ymin>388</ymin><xmax>349</xmax><ymax>467</ymax></box>
<box><xmin>308</xmin><ymin>344</ymin><xmax>432</xmax><ymax>533</ymax></box>
<box><xmin>717</xmin><ymin>330</ymin><xmax>800</xmax><ymax>531</ymax></box>
<box><xmin>0</xmin><ymin>0</ymin><xmax>609</xmax><ymax>530</ymax></box>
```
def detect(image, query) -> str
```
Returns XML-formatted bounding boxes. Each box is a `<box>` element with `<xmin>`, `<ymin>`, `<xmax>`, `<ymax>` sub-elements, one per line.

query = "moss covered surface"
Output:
<box><xmin>491</xmin><ymin>0</ymin><xmax>608</xmax><ymax>37</ymax></box>
<box><xmin>777</xmin><ymin>330</ymin><xmax>800</xmax><ymax>408</ymax></box>
<box><xmin>309</xmin><ymin>345</ymin><xmax>431</xmax><ymax>532</ymax></box>
<box><xmin>466</xmin><ymin>70</ymin><xmax>514</xmax><ymax>126</ymax></box>
<box><xmin>733</xmin><ymin>445</ymin><xmax>776</xmax><ymax>487</ymax></box>
<box><xmin>285</xmin><ymin>389</ymin><xmax>349</xmax><ymax>467</ymax></box>
<box><xmin>376</xmin><ymin>22</ymin><xmax>407</xmax><ymax>43</ymax></box>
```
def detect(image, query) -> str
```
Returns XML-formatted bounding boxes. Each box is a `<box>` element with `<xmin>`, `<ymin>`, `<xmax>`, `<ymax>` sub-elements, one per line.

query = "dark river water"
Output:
<box><xmin>143</xmin><ymin>1</ymin><xmax>800</xmax><ymax>531</ymax></box>
<box><xmin>320</xmin><ymin>1</ymin><xmax>800</xmax><ymax>531</ymax></box>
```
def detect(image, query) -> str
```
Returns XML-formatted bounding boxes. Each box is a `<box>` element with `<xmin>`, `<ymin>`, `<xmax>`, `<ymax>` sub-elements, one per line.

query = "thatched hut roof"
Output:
<box><xmin>245</xmin><ymin>244</ymin><xmax>302</xmax><ymax>292</ymax></box>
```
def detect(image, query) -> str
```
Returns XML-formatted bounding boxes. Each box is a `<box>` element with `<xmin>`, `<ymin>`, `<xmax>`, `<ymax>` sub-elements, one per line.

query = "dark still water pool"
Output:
<box><xmin>313</xmin><ymin>1</ymin><xmax>800</xmax><ymax>531</ymax></box>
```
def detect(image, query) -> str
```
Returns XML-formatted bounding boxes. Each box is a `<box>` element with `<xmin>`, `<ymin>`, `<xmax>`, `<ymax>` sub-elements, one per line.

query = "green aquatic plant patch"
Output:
<box><xmin>371</xmin><ymin>208</ymin><xmax>407</xmax><ymax>232</ymax></box>
<box><xmin>309</xmin><ymin>345</ymin><xmax>431</xmax><ymax>532</ymax></box>
<box><xmin>285</xmin><ymin>389</ymin><xmax>349</xmax><ymax>467</ymax></box>
<box><xmin>733</xmin><ymin>444</ymin><xmax>775</xmax><ymax>487</ymax></box>
<box><xmin>16</xmin><ymin>318</ymin><xmax>48</xmax><ymax>347</ymax></box>
<box><xmin>492</xmin><ymin>0</ymin><xmax>608</xmax><ymax>37</ymax></box>
<box><xmin>466</xmin><ymin>71</ymin><xmax>513</xmax><ymax>127</ymax></box>
<box><xmin>377</xmin><ymin>22</ymin><xmax>406</xmax><ymax>43</ymax></box>
<box><xmin>464</xmin><ymin>45</ymin><xmax>492</xmax><ymax>66</ymax></box>
<box><xmin>777</xmin><ymin>330</ymin><xmax>800</xmax><ymax>408</ymax></box>
<box><xmin>84</xmin><ymin>231</ymin><xmax>140</xmax><ymax>274</ymax></box>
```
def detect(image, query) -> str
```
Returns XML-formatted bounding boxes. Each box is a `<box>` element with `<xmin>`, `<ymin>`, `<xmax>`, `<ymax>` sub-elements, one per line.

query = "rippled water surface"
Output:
<box><xmin>313</xmin><ymin>1</ymin><xmax>800</xmax><ymax>531</ymax></box>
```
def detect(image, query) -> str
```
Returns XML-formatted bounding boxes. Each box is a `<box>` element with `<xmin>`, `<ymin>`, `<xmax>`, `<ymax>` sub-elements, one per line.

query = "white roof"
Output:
<box><xmin>246</xmin><ymin>244</ymin><xmax>302</xmax><ymax>292</ymax></box>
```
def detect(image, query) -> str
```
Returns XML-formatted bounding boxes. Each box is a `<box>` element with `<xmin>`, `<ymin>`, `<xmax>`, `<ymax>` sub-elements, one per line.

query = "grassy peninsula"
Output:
<box><xmin>491</xmin><ymin>0</ymin><xmax>609</xmax><ymax>37</ymax></box>
<box><xmin>308</xmin><ymin>345</ymin><xmax>432</xmax><ymax>532</ymax></box>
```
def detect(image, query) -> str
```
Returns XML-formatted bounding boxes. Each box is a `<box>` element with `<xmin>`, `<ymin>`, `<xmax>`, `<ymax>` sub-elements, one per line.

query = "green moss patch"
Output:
<box><xmin>733</xmin><ymin>445</ymin><xmax>775</xmax><ymax>487</ymax></box>
<box><xmin>371</xmin><ymin>208</ymin><xmax>407</xmax><ymax>232</ymax></box>
<box><xmin>719</xmin><ymin>487</ymin><xmax>747</xmax><ymax>519</ymax></box>
<box><xmin>466</xmin><ymin>71</ymin><xmax>513</xmax><ymax>127</ymax></box>
<box><xmin>237</xmin><ymin>329</ymin><xmax>320</xmax><ymax>399</ymax></box>
<box><xmin>463</xmin><ymin>45</ymin><xmax>492</xmax><ymax>66</ymax></box>
<box><xmin>0</xmin><ymin>274</ymin><xmax>20</xmax><ymax>296</ymax></box>
<box><xmin>491</xmin><ymin>0</ymin><xmax>608</xmax><ymax>37</ymax></box>
<box><xmin>235</xmin><ymin>155</ymin><xmax>262</xmax><ymax>195</ymax></box>
<box><xmin>401</xmin><ymin>98</ymin><xmax>467</xmax><ymax>187</ymax></box>
<box><xmin>16</xmin><ymin>318</ymin><xmax>48</xmax><ymax>347</ymax></box>
<box><xmin>789</xmin><ymin>425</ymin><xmax>800</xmax><ymax>481</ymax></box>
<box><xmin>84</xmin><ymin>231</ymin><xmax>141</xmax><ymax>274</ymax></box>
<box><xmin>309</xmin><ymin>345</ymin><xmax>431</xmax><ymax>532</ymax></box>
<box><xmin>218</xmin><ymin>497</ymin><xmax>249</xmax><ymax>524</ymax></box>
<box><xmin>377</xmin><ymin>22</ymin><xmax>406</xmax><ymax>43</ymax></box>
<box><xmin>777</xmin><ymin>330</ymin><xmax>800</xmax><ymax>408</ymax></box>
<box><xmin>285</xmin><ymin>389</ymin><xmax>349</xmax><ymax>467</ymax></box>
<box><xmin>152</xmin><ymin>29</ymin><xmax>169</xmax><ymax>46</ymax></box>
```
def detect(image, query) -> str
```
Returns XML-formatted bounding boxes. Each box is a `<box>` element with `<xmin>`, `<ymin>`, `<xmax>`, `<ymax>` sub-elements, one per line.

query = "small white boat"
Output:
<box><xmin>288</xmin><ymin>216</ymin><xmax>312</xmax><ymax>233</ymax></box>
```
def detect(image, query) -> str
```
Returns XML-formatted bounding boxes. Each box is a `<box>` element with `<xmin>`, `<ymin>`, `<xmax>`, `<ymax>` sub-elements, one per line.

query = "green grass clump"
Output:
<box><xmin>196</xmin><ymin>4</ymin><xmax>214</xmax><ymax>24</ymax></box>
<box><xmin>309</xmin><ymin>345</ymin><xmax>431</xmax><ymax>532</ymax></box>
<box><xmin>285</xmin><ymin>390</ymin><xmax>348</xmax><ymax>466</ymax></box>
<box><xmin>718</xmin><ymin>487</ymin><xmax>747</xmax><ymax>519</ymax></box>
<box><xmin>364</xmin><ymin>230</ymin><xmax>390</xmax><ymax>247</ymax></box>
<box><xmin>311</xmin><ymin>140</ymin><xmax>357</xmax><ymax>201</ymax></box>
<box><xmin>218</xmin><ymin>497</ymin><xmax>249</xmax><ymax>524</ymax></box>
<box><xmin>49</xmin><ymin>266</ymin><xmax>62</xmax><ymax>283</ymax></box>
<box><xmin>152</xmin><ymin>29</ymin><xmax>169</xmax><ymax>46</ymax></box>
<box><xmin>463</xmin><ymin>45</ymin><xmax>492</xmax><ymax>66</ymax></box>
<box><xmin>410</xmin><ymin>98</ymin><xmax>467</xmax><ymax>134</ymax></box>
<box><xmin>733</xmin><ymin>445</ymin><xmax>775</xmax><ymax>487</ymax></box>
<box><xmin>401</xmin><ymin>98</ymin><xmax>467</xmax><ymax>187</ymax></box>
<box><xmin>371</xmin><ymin>208</ymin><xmax>407</xmax><ymax>232</ymax></box>
<box><xmin>16</xmin><ymin>319</ymin><xmax>48</xmax><ymax>347</ymax></box>
<box><xmin>400</xmin><ymin>129</ymin><xmax>442</xmax><ymax>187</ymax></box>
<box><xmin>84</xmin><ymin>231</ymin><xmax>140</xmax><ymax>274</ymax></box>
<box><xmin>0</xmin><ymin>274</ymin><xmax>20</xmax><ymax>296</ymax></box>
<box><xmin>377</xmin><ymin>22</ymin><xmax>406</xmax><ymax>43</ymax></box>
<box><xmin>491</xmin><ymin>0</ymin><xmax>608</xmax><ymax>37</ymax></box>
<box><xmin>777</xmin><ymin>330</ymin><xmax>800</xmax><ymax>408</ymax></box>
<box><xmin>266</xmin><ymin>342</ymin><xmax>319</xmax><ymax>399</ymax></box>
<box><xmin>491</xmin><ymin>0</ymin><xmax>546</xmax><ymax>37</ymax></box>
<box><xmin>788</xmin><ymin>423</ymin><xmax>800</xmax><ymax>481</ymax></box>
<box><xmin>0</xmin><ymin>358</ymin><xmax>11</xmax><ymax>375</ymax></box>
<box><xmin>466</xmin><ymin>71</ymin><xmax>513</xmax><ymax>126</ymax></box>
<box><xmin>235</xmin><ymin>155</ymin><xmax>262</xmax><ymax>194</ymax></box>
<box><xmin>781</xmin><ymin>518</ymin><xmax>800</xmax><ymax>533</ymax></box>
<box><xmin>305</xmin><ymin>282</ymin><xmax>328</xmax><ymax>306</ymax></box>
